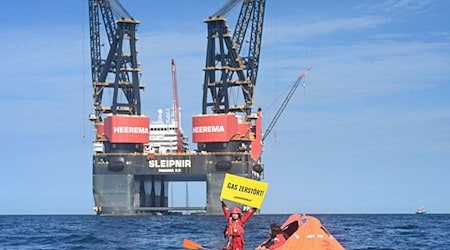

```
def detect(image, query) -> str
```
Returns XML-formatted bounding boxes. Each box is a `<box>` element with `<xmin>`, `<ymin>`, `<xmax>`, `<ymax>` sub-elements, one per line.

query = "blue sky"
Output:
<box><xmin>1</xmin><ymin>0</ymin><xmax>449</xmax><ymax>215</ymax></box>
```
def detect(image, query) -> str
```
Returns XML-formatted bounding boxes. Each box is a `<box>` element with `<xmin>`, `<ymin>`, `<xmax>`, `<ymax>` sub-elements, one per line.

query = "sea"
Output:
<box><xmin>0</xmin><ymin>214</ymin><xmax>449</xmax><ymax>249</ymax></box>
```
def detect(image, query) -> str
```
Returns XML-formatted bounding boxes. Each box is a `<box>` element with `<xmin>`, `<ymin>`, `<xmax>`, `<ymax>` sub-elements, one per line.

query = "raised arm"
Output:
<box><xmin>221</xmin><ymin>198</ymin><xmax>230</xmax><ymax>218</ymax></box>
<box><xmin>241</xmin><ymin>207</ymin><xmax>256</xmax><ymax>224</ymax></box>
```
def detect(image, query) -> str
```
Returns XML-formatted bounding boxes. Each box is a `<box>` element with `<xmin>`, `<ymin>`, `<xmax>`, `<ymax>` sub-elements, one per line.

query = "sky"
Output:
<box><xmin>1</xmin><ymin>0</ymin><xmax>449</xmax><ymax>215</ymax></box>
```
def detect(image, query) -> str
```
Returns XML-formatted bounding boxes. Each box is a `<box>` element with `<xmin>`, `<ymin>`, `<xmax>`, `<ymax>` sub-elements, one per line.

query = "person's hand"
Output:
<box><xmin>220</xmin><ymin>197</ymin><xmax>223</xmax><ymax>201</ymax></box>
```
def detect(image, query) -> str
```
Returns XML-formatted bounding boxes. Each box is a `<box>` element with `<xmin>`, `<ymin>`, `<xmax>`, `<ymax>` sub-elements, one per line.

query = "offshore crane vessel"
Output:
<box><xmin>88</xmin><ymin>0</ymin><xmax>266</xmax><ymax>216</ymax></box>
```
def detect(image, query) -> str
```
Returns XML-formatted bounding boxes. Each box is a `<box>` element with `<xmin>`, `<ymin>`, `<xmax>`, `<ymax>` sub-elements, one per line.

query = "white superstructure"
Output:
<box><xmin>147</xmin><ymin>108</ymin><xmax>189</xmax><ymax>153</ymax></box>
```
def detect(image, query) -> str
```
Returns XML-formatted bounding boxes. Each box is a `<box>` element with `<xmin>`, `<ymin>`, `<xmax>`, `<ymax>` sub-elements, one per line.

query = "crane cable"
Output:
<box><xmin>262</xmin><ymin>67</ymin><xmax>312</xmax><ymax>142</ymax></box>
<box><xmin>212</xmin><ymin>0</ymin><xmax>242</xmax><ymax>17</ymax></box>
<box><xmin>82</xmin><ymin>0</ymin><xmax>87</xmax><ymax>140</ymax></box>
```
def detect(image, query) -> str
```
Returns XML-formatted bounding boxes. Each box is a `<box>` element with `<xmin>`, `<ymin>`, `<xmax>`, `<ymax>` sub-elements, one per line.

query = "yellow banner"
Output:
<box><xmin>220</xmin><ymin>173</ymin><xmax>269</xmax><ymax>209</ymax></box>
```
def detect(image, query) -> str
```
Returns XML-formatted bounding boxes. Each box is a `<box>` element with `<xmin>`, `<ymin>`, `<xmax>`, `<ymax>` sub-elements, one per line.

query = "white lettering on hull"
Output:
<box><xmin>148</xmin><ymin>160</ymin><xmax>192</xmax><ymax>168</ymax></box>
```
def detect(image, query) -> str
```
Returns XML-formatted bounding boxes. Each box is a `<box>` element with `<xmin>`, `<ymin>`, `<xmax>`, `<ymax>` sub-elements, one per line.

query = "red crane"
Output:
<box><xmin>171</xmin><ymin>59</ymin><xmax>183</xmax><ymax>153</ymax></box>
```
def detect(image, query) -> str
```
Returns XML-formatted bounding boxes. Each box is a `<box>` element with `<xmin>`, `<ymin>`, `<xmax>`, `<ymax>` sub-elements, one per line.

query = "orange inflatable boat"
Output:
<box><xmin>259</xmin><ymin>214</ymin><xmax>345</xmax><ymax>250</ymax></box>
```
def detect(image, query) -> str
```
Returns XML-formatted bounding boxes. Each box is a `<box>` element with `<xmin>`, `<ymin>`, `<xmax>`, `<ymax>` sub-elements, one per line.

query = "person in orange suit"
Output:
<box><xmin>221</xmin><ymin>198</ymin><xmax>256</xmax><ymax>250</ymax></box>
<box><xmin>255</xmin><ymin>223</ymin><xmax>289</xmax><ymax>250</ymax></box>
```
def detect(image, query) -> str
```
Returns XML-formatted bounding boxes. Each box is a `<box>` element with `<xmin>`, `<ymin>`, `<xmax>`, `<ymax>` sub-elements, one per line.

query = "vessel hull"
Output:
<box><xmin>92</xmin><ymin>152</ymin><xmax>261</xmax><ymax>216</ymax></box>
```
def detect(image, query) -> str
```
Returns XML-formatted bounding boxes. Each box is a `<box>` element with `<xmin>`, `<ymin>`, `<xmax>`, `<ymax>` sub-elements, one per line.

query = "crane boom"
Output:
<box><xmin>212</xmin><ymin>0</ymin><xmax>242</xmax><ymax>17</ymax></box>
<box><xmin>201</xmin><ymin>0</ymin><xmax>266</xmax><ymax>117</ymax></box>
<box><xmin>89</xmin><ymin>0</ymin><xmax>144</xmax><ymax>122</ymax></box>
<box><xmin>171</xmin><ymin>59</ymin><xmax>183</xmax><ymax>153</ymax></box>
<box><xmin>262</xmin><ymin>67</ymin><xmax>312</xmax><ymax>142</ymax></box>
<box><xmin>194</xmin><ymin>0</ymin><xmax>266</xmax><ymax>166</ymax></box>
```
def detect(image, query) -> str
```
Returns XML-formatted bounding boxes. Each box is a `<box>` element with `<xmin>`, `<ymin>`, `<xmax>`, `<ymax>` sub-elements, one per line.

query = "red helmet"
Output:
<box><xmin>231</xmin><ymin>207</ymin><xmax>241</xmax><ymax>214</ymax></box>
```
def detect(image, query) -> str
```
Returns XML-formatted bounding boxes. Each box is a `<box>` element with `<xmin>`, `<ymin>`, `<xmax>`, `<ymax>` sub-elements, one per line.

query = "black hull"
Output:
<box><xmin>92</xmin><ymin>151</ymin><xmax>262</xmax><ymax>216</ymax></box>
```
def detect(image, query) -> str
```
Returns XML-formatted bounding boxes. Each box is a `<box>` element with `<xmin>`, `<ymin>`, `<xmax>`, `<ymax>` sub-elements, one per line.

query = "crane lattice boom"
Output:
<box><xmin>262</xmin><ymin>67</ymin><xmax>312</xmax><ymax>142</ymax></box>
<box><xmin>171</xmin><ymin>59</ymin><xmax>183</xmax><ymax>153</ymax></box>
<box><xmin>201</xmin><ymin>0</ymin><xmax>265</xmax><ymax>118</ymax></box>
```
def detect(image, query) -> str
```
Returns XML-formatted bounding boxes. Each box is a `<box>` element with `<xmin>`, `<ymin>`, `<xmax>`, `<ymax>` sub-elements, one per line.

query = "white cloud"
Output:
<box><xmin>263</xmin><ymin>16</ymin><xmax>388</xmax><ymax>45</ymax></box>
<box><xmin>358</xmin><ymin>0</ymin><xmax>436</xmax><ymax>14</ymax></box>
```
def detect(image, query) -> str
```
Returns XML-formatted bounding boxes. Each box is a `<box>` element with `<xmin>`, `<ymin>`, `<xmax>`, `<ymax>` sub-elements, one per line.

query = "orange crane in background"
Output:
<box><xmin>171</xmin><ymin>59</ymin><xmax>183</xmax><ymax>153</ymax></box>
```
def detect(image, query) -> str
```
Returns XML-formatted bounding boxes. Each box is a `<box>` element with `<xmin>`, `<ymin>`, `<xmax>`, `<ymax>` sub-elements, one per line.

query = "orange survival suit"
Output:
<box><xmin>222</xmin><ymin>200</ymin><xmax>256</xmax><ymax>250</ymax></box>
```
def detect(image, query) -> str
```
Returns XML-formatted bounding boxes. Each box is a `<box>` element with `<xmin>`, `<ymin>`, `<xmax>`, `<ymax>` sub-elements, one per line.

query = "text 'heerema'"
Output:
<box><xmin>113</xmin><ymin>126</ymin><xmax>149</xmax><ymax>134</ymax></box>
<box><xmin>192</xmin><ymin>125</ymin><xmax>225</xmax><ymax>133</ymax></box>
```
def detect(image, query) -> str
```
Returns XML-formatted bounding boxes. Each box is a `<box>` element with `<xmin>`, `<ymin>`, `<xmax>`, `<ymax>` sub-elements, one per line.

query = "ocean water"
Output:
<box><xmin>0</xmin><ymin>214</ymin><xmax>449</xmax><ymax>249</ymax></box>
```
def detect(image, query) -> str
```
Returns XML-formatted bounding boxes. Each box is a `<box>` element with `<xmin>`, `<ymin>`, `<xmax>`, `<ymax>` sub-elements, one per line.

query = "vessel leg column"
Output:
<box><xmin>206</xmin><ymin>172</ymin><xmax>226</xmax><ymax>215</ymax></box>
